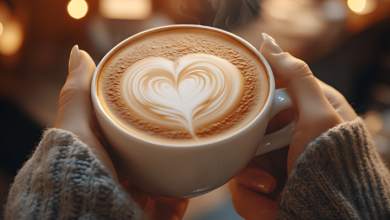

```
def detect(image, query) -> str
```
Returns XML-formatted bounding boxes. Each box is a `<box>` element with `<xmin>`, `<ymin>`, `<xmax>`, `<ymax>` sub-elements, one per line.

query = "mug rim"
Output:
<box><xmin>91</xmin><ymin>24</ymin><xmax>275</xmax><ymax>148</ymax></box>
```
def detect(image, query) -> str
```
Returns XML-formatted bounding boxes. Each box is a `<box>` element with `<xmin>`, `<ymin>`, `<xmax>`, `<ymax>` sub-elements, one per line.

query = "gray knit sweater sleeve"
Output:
<box><xmin>277</xmin><ymin>117</ymin><xmax>390</xmax><ymax>219</ymax></box>
<box><xmin>4</xmin><ymin>128</ymin><xmax>145</xmax><ymax>220</ymax></box>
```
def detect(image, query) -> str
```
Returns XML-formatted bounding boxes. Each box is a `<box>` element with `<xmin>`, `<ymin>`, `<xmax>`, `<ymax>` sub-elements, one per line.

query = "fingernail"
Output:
<box><xmin>250</xmin><ymin>175</ymin><xmax>276</xmax><ymax>193</ymax></box>
<box><xmin>262</xmin><ymin>33</ymin><xmax>283</xmax><ymax>54</ymax></box>
<box><xmin>69</xmin><ymin>45</ymin><xmax>81</xmax><ymax>73</ymax></box>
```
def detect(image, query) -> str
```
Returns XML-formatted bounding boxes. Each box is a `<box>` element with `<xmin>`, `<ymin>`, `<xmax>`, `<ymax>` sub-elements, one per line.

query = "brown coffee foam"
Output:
<box><xmin>98</xmin><ymin>30</ymin><xmax>268</xmax><ymax>141</ymax></box>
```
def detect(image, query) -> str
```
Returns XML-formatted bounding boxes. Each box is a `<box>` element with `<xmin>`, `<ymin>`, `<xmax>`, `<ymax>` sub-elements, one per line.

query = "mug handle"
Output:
<box><xmin>255</xmin><ymin>88</ymin><xmax>298</xmax><ymax>156</ymax></box>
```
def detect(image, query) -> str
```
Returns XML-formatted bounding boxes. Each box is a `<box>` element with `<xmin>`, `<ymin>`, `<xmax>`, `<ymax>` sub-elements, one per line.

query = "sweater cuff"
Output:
<box><xmin>5</xmin><ymin>128</ymin><xmax>143</xmax><ymax>220</ymax></box>
<box><xmin>277</xmin><ymin>117</ymin><xmax>390</xmax><ymax>219</ymax></box>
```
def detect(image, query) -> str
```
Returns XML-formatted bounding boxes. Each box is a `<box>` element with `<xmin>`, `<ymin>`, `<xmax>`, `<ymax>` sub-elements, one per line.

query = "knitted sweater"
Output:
<box><xmin>4</xmin><ymin>118</ymin><xmax>390</xmax><ymax>219</ymax></box>
<box><xmin>4</xmin><ymin>129</ymin><xmax>144</xmax><ymax>220</ymax></box>
<box><xmin>277</xmin><ymin>118</ymin><xmax>390</xmax><ymax>219</ymax></box>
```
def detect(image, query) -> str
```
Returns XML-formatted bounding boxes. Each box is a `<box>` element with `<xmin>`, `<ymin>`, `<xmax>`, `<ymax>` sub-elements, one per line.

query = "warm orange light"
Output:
<box><xmin>348</xmin><ymin>0</ymin><xmax>377</xmax><ymax>14</ymax></box>
<box><xmin>0</xmin><ymin>22</ymin><xmax>3</xmax><ymax>37</ymax></box>
<box><xmin>68</xmin><ymin>0</ymin><xmax>88</xmax><ymax>19</ymax></box>
<box><xmin>99</xmin><ymin>0</ymin><xmax>152</xmax><ymax>20</ymax></box>
<box><xmin>0</xmin><ymin>20</ymin><xmax>23</xmax><ymax>56</ymax></box>
<box><xmin>348</xmin><ymin>0</ymin><xmax>366</xmax><ymax>13</ymax></box>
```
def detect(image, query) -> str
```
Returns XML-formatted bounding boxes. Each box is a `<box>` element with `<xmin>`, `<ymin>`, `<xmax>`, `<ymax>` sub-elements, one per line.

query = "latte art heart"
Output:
<box><xmin>121</xmin><ymin>53</ymin><xmax>244</xmax><ymax>137</ymax></box>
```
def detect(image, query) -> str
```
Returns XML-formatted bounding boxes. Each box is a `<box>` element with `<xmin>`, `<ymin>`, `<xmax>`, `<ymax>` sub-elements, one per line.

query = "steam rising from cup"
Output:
<box><xmin>210</xmin><ymin>0</ymin><xmax>261</xmax><ymax>30</ymax></box>
<box><xmin>173</xmin><ymin>0</ymin><xmax>262</xmax><ymax>31</ymax></box>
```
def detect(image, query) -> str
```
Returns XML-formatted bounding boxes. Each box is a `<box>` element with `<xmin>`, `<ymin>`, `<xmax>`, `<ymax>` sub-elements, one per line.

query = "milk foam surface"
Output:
<box><xmin>121</xmin><ymin>54</ymin><xmax>244</xmax><ymax>138</ymax></box>
<box><xmin>98</xmin><ymin>28</ymin><xmax>269</xmax><ymax>144</ymax></box>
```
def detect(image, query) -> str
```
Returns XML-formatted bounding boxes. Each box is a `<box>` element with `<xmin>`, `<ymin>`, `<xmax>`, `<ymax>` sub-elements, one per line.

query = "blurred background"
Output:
<box><xmin>0</xmin><ymin>0</ymin><xmax>390</xmax><ymax>219</ymax></box>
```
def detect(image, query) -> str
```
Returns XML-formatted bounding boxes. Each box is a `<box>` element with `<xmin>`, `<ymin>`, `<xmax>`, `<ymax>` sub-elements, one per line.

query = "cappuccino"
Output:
<box><xmin>97</xmin><ymin>28</ymin><xmax>269</xmax><ymax>145</ymax></box>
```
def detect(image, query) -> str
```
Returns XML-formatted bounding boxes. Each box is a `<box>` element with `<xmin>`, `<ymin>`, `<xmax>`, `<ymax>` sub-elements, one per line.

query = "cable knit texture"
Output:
<box><xmin>276</xmin><ymin>117</ymin><xmax>390</xmax><ymax>219</ymax></box>
<box><xmin>4</xmin><ymin>128</ymin><xmax>145</xmax><ymax>220</ymax></box>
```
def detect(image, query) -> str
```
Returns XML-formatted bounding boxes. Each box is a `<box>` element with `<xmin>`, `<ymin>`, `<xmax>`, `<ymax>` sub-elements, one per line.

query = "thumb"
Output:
<box><xmin>260</xmin><ymin>34</ymin><xmax>342</xmax><ymax>174</ymax></box>
<box><xmin>55</xmin><ymin>45</ymin><xmax>117</xmax><ymax>179</ymax></box>
<box><xmin>56</xmin><ymin>45</ymin><xmax>96</xmax><ymax>133</ymax></box>
<box><xmin>260</xmin><ymin>33</ymin><xmax>330</xmax><ymax>117</ymax></box>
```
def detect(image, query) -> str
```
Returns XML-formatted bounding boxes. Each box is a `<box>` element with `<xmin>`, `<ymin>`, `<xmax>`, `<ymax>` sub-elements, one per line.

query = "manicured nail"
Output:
<box><xmin>250</xmin><ymin>175</ymin><xmax>276</xmax><ymax>193</ymax></box>
<box><xmin>69</xmin><ymin>45</ymin><xmax>81</xmax><ymax>73</ymax></box>
<box><xmin>262</xmin><ymin>33</ymin><xmax>283</xmax><ymax>54</ymax></box>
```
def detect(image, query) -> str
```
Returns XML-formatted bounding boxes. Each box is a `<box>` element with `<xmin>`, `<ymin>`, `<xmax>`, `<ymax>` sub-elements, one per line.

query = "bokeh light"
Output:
<box><xmin>67</xmin><ymin>0</ymin><xmax>88</xmax><ymax>19</ymax></box>
<box><xmin>0</xmin><ymin>20</ymin><xmax>23</xmax><ymax>56</ymax></box>
<box><xmin>99</xmin><ymin>0</ymin><xmax>152</xmax><ymax>20</ymax></box>
<box><xmin>348</xmin><ymin>0</ymin><xmax>366</xmax><ymax>13</ymax></box>
<box><xmin>348</xmin><ymin>0</ymin><xmax>377</xmax><ymax>14</ymax></box>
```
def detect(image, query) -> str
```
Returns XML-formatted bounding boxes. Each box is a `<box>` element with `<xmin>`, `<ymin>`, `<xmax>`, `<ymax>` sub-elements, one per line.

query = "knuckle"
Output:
<box><xmin>329</xmin><ymin>93</ymin><xmax>345</xmax><ymax>109</ymax></box>
<box><xmin>334</xmin><ymin>91</ymin><xmax>347</xmax><ymax>104</ymax></box>
<box><xmin>290</xmin><ymin>60</ymin><xmax>312</xmax><ymax>79</ymax></box>
<box><xmin>59</xmin><ymin>85</ymin><xmax>77</xmax><ymax>102</ymax></box>
<box><xmin>326</xmin><ymin>85</ymin><xmax>344</xmax><ymax>99</ymax></box>
<box><xmin>58</xmin><ymin>85</ymin><xmax>83</xmax><ymax>107</ymax></box>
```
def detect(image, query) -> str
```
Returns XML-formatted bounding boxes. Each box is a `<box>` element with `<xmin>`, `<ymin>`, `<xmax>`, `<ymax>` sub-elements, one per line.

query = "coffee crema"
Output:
<box><xmin>97</xmin><ymin>28</ymin><xmax>269</xmax><ymax>145</ymax></box>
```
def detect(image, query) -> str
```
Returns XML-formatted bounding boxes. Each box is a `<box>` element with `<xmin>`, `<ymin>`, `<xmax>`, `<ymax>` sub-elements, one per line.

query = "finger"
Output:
<box><xmin>275</xmin><ymin>77</ymin><xmax>287</xmax><ymax>89</ymax></box>
<box><xmin>266</xmin><ymin>108</ymin><xmax>295</xmax><ymax>134</ymax></box>
<box><xmin>118</xmin><ymin>173</ymin><xmax>150</xmax><ymax>209</ymax></box>
<box><xmin>316</xmin><ymin>79</ymin><xmax>358</xmax><ymax>122</ymax></box>
<box><xmin>118</xmin><ymin>173</ymin><xmax>190</xmax><ymax>220</ymax></box>
<box><xmin>250</xmin><ymin>146</ymin><xmax>289</xmax><ymax>201</ymax></box>
<box><xmin>260</xmin><ymin>33</ymin><xmax>332</xmax><ymax>116</ymax></box>
<box><xmin>230</xmin><ymin>179</ymin><xmax>277</xmax><ymax>220</ymax></box>
<box><xmin>147</xmin><ymin>195</ymin><xmax>189</xmax><ymax>220</ymax></box>
<box><xmin>235</xmin><ymin>164</ymin><xmax>276</xmax><ymax>194</ymax></box>
<box><xmin>260</xmin><ymin>34</ymin><xmax>343</xmax><ymax>174</ymax></box>
<box><xmin>119</xmin><ymin>170</ymin><xmax>189</xmax><ymax>220</ymax></box>
<box><xmin>56</xmin><ymin>45</ymin><xmax>96</xmax><ymax>132</ymax></box>
<box><xmin>56</xmin><ymin>45</ymin><xmax>97</xmax><ymax>147</ymax></box>
<box><xmin>55</xmin><ymin>45</ymin><xmax>116</xmax><ymax>178</ymax></box>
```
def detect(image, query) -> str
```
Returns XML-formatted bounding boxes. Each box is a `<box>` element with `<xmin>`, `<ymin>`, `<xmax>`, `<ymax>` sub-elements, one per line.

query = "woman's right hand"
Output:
<box><xmin>229</xmin><ymin>33</ymin><xmax>358</xmax><ymax>220</ymax></box>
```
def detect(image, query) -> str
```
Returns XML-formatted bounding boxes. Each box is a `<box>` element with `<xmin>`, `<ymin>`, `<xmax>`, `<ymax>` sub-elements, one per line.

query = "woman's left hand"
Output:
<box><xmin>229</xmin><ymin>34</ymin><xmax>358</xmax><ymax>220</ymax></box>
<box><xmin>55</xmin><ymin>45</ymin><xmax>189</xmax><ymax>220</ymax></box>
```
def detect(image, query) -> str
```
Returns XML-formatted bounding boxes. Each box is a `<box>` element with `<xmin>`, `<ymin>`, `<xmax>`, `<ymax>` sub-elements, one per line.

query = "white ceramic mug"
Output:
<box><xmin>91</xmin><ymin>25</ymin><xmax>297</xmax><ymax>198</ymax></box>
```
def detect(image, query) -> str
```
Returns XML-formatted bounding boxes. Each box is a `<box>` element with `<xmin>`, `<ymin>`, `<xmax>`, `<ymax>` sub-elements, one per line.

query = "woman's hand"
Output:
<box><xmin>55</xmin><ymin>45</ymin><xmax>189</xmax><ymax>220</ymax></box>
<box><xmin>229</xmin><ymin>34</ymin><xmax>358</xmax><ymax>220</ymax></box>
